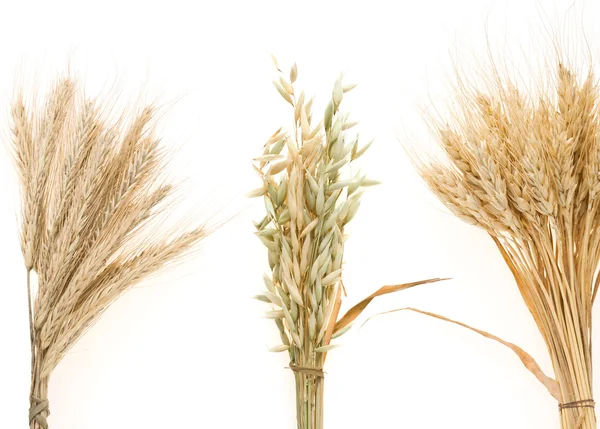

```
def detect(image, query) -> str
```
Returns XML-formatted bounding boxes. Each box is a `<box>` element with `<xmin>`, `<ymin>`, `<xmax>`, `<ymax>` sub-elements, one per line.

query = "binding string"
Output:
<box><xmin>559</xmin><ymin>399</ymin><xmax>595</xmax><ymax>411</ymax></box>
<box><xmin>29</xmin><ymin>396</ymin><xmax>49</xmax><ymax>429</ymax></box>
<box><xmin>288</xmin><ymin>363</ymin><xmax>325</xmax><ymax>378</ymax></box>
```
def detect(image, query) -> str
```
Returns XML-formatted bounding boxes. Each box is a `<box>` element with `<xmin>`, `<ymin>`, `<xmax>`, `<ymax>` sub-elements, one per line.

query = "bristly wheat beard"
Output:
<box><xmin>10</xmin><ymin>75</ymin><xmax>209</xmax><ymax>429</ymax></box>
<box><xmin>415</xmin><ymin>39</ymin><xmax>599</xmax><ymax>429</ymax></box>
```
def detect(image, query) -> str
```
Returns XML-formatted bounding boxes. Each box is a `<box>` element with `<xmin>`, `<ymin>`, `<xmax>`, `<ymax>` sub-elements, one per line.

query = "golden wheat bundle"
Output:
<box><xmin>251</xmin><ymin>61</ymin><xmax>444</xmax><ymax>429</ymax></box>
<box><xmin>410</xmin><ymin>53</ymin><xmax>600</xmax><ymax>429</ymax></box>
<box><xmin>10</xmin><ymin>75</ymin><xmax>209</xmax><ymax>429</ymax></box>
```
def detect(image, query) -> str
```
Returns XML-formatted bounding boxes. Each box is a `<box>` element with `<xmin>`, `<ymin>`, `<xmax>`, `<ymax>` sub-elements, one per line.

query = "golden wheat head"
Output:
<box><xmin>416</xmin><ymin>58</ymin><xmax>600</xmax><ymax>429</ymax></box>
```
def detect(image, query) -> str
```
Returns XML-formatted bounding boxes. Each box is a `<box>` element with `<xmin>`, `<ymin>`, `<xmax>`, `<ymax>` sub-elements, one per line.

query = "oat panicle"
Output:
<box><xmin>253</xmin><ymin>62</ymin><xmax>443</xmax><ymax>429</ymax></box>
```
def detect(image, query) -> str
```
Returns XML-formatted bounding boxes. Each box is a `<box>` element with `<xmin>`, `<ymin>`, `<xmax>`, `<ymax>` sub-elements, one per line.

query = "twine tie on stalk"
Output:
<box><xmin>288</xmin><ymin>363</ymin><xmax>325</xmax><ymax>378</ymax></box>
<box><xmin>559</xmin><ymin>399</ymin><xmax>596</xmax><ymax>411</ymax></box>
<box><xmin>29</xmin><ymin>396</ymin><xmax>49</xmax><ymax>429</ymax></box>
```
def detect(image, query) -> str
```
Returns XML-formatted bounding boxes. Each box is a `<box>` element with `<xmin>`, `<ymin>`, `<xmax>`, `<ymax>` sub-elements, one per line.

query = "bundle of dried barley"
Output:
<box><xmin>252</xmin><ymin>61</ymin><xmax>443</xmax><ymax>429</ymax></box>
<box><xmin>11</xmin><ymin>75</ymin><xmax>209</xmax><ymax>429</ymax></box>
<box><xmin>414</xmin><ymin>57</ymin><xmax>600</xmax><ymax>429</ymax></box>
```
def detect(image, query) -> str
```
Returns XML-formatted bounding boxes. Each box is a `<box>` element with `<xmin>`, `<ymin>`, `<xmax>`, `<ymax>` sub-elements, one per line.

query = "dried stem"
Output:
<box><xmin>27</xmin><ymin>269</ymin><xmax>34</xmax><ymax>383</ymax></box>
<box><xmin>253</xmin><ymin>61</ymin><xmax>445</xmax><ymax>428</ymax></box>
<box><xmin>252</xmin><ymin>63</ymin><xmax>370</xmax><ymax>428</ymax></box>
<box><xmin>294</xmin><ymin>372</ymin><xmax>324</xmax><ymax>429</ymax></box>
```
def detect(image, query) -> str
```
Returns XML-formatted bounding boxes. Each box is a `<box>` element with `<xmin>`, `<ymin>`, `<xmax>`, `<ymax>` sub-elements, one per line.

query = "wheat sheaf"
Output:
<box><xmin>412</xmin><ymin>55</ymin><xmax>600</xmax><ymax>429</ymax></box>
<box><xmin>10</xmin><ymin>75</ymin><xmax>209</xmax><ymax>429</ymax></box>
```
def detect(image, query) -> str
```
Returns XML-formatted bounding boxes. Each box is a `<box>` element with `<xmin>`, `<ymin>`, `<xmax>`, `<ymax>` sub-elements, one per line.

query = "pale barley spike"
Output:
<box><xmin>12</xmin><ymin>74</ymin><xmax>212</xmax><ymax>429</ymax></box>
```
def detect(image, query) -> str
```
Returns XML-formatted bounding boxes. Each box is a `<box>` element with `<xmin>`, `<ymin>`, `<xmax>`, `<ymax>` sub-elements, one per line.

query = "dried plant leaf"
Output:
<box><xmin>364</xmin><ymin>307</ymin><xmax>562</xmax><ymax>402</ymax></box>
<box><xmin>334</xmin><ymin>278</ymin><xmax>447</xmax><ymax>333</ymax></box>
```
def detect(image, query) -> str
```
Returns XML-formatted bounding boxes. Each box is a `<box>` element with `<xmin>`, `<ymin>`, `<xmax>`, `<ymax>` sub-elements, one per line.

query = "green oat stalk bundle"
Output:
<box><xmin>251</xmin><ymin>61</ymin><xmax>444</xmax><ymax>429</ymax></box>
<box><xmin>412</xmin><ymin>55</ymin><xmax>600</xmax><ymax>429</ymax></box>
<box><xmin>11</xmin><ymin>75</ymin><xmax>209</xmax><ymax>429</ymax></box>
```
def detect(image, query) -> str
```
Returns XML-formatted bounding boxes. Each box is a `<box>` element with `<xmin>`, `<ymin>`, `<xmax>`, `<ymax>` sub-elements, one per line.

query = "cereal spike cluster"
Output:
<box><xmin>11</xmin><ymin>75</ymin><xmax>209</xmax><ymax>429</ymax></box>
<box><xmin>252</xmin><ymin>63</ymin><xmax>374</xmax><ymax>366</ymax></box>
<box><xmin>417</xmin><ymin>63</ymin><xmax>600</xmax><ymax>429</ymax></box>
<box><xmin>254</xmin><ymin>62</ymin><xmax>445</xmax><ymax>429</ymax></box>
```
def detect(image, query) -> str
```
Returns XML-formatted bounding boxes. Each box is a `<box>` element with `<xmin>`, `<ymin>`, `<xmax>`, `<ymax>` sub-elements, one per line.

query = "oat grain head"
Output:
<box><xmin>252</xmin><ymin>61</ymin><xmax>444</xmax><ymax>429</ymax></box>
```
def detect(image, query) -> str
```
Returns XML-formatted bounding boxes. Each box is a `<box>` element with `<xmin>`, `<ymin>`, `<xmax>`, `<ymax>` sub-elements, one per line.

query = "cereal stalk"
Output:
<box><xmin>414</xmin><ymin>53</ymin><xmax>600</xmax><ymax>429</ymax></box>
<box><xmin>10</xmin><ymin>74</ymin><xmax>210</xmax><ymax>428</ymax></box>
<box><xmin>253</xmin><ymin>61</ymin><xmax>445</xmax><ymax>428</ymax></box>
<box><xmin>294</xmin><ymin>370</ymin><xmax>324</xmax><ymax>429</ymax></box>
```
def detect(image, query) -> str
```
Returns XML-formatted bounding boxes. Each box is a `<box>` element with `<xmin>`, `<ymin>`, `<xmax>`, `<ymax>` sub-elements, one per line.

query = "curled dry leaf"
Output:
<box><xmin>361</xmin><ymin>307</ymin><xmax>562</xmax><ymax>402</ymax></box>
<box><xmin>333</xmin><ymin>278</ymin><xmax>448</xmax><ymax>334</ymax></box>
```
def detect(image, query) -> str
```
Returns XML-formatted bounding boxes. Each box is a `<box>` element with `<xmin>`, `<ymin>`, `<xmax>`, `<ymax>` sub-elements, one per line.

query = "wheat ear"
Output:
<box><xmin>414</xmin><ymin>58</ymin><xmax>600</xmax><ymax>429</ymax></box>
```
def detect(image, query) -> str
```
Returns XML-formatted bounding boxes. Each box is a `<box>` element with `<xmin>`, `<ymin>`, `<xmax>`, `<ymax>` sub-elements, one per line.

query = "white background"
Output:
<box><xmin>0</xmin><ymin>0</ymin><xmax>599</xmax><ymax>428</ymax></box>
